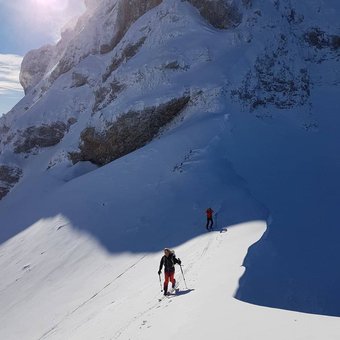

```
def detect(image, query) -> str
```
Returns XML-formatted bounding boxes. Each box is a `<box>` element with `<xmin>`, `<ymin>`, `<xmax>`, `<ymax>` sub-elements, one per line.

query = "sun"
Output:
<box><xmin>24</xmin><ymin>0</ymin><xmax>85</xmax><ymax>43</ymax></box>
<box><xmin>32</xmin><ymin>0</ymin><xmax>69</xmax><ymax>12</ymax></box>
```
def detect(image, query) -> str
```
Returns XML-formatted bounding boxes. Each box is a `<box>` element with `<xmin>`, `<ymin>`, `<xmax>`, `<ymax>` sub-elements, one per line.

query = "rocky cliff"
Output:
<box><xmin>0</xmin><ymin>0</ymin><xmax>249</xmax><ymax>198</ymax></box>
<box><xmin>0</xmin><ymin>0</ymin><xmax>339</xmax><ymax>200</ymax></box>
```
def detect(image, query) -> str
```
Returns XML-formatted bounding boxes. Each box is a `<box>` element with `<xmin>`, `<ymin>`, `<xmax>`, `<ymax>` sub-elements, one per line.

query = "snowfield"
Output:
<box><xmin>1</xmin><ymin>216</ymin><xmax>339</xmax><ymax>339</ymax></box>
<box><xmin>1</xmin><ymin>107</ymin><xmax>340</xmax><ymax>339</ymax></box>
<box><xmin>1</xmin><ymin>0</ymin><xmax>340</xmax><ymax>339</ymax></box>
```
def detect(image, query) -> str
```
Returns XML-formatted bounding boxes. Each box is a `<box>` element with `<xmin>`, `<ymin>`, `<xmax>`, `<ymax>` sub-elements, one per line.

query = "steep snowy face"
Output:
<box><xmin>19</xmin><ymin>0</ymin><xmax>163</xmax><ymax>93</ymax></box>
<box><xmin>233</xmin><ymin>1</ymin><xmax>339</xmax><ymax>116</ymax></box>
<box><xmin>0</xmin><ymin>0</ymin><xmax>248</xmax><ymax>198</ymax></box>
<box><xmin>227</xmin><ymin>0</ymin><xmax>340</xmax><ymax>317</ymax></box>
<box><xmin>19</xmin><ymin>0</ymin><xmax>243</xmax><ymax>96</ymax></box>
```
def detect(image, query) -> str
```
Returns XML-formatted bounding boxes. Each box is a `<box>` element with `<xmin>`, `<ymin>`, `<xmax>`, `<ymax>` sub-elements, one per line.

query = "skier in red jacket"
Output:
<box><xmin>206</xmin><ymin>207</ymin><xmax>214</xmax><ymax>231</ymax></box>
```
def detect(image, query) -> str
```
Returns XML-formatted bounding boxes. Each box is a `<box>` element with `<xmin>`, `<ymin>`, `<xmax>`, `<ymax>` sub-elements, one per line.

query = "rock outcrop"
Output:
<box><xmin>99</xmin><ymin>0</ymin><xmax>162</xmax><ymax>54</ymax></box>
<box><xmin>48</xmin><ymin>0</ymin><xmax>162</xmax><ymax>87</ymax></box>
<box><xmin>188</xmin><ymin>0</ymin><xmax>242</xmax><ymax>29</ymax></box>
<box><xmin>19</xmin><ymin>45</ymin><xmax>54</xmax><ymax>94</ymax></box>
<box><xmin>14</xmin><ymin>122</ymin><xmax>68</xmax><ymax>153</ymax></box>
<box><xmin>70</xmin><ymin>96</ymin><xmax>190</xmax><ymax>165</ymax></box>
<box><xmin>233</xmin><ymin>33</ymin><xmax>311</xmax><ymax>111</ymax></box>
<box><xmin>0</xmin><ymin>165</ymin><xmax>22</xmax><ymax>200</ymax></box>
<box><xmin>304</xmin><ymin>28</ymin><xmax>340</xmax><ymax>51</ymax></box>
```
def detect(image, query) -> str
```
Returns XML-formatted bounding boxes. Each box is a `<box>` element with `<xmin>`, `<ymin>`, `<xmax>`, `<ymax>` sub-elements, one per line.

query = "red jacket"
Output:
<box><xmin>206</xmin><ymin>208</ymin><xmax>213</xmax><ymax>218</ymax></box>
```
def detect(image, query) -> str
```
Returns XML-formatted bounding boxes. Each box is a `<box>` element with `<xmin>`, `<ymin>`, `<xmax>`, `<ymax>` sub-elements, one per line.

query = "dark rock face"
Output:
<box><xmin>49</xmin><ymin>54</ymin><xmax>83</xmax><ymax>84</ymax></box>
<box><xmin>100</xmin><ymin>0</ymin><xmax>162</xmax><ymax>54</ymax></box>
<box><xmin>187</xmin><ymin>0</ymin><xmax>242</xmax><ymax>29</ymax></box>
<box><xmin>93</xmin><ymin>80</ymin><xmax>126</xmax><ymax>113</ymax></box>
<box><xmin>301</xmin><ymin>26</ymin><xmax>339</xmax><ymax>64</ymax></box>
<box><xmin>242</xmin><ymin>0</ymin><xmax>252</xmax><ymax>8</ymax></box>
<box><xmin>235</xmin><ymin>60</ymin><xmax>310</xmax><ymax>111</ymax></box>
<box><xmin>233</xmin><ymin>35</ymin><xmax>311</xmax><ymax>111</ymax></box>
<box><xmin>304</xmin><ymin>28</ymin><xmax>340</xmax><ymax>51</ymax></box>
<box><xmin>70</xmin><ymin>96</ymin><xmax>190</xmax><ymax>165</ymax></box>
<box><xmin>71</xmin><ymin>72</ymin><xmax>89</xmax><ymax>88</ymax></box>
<box><xmin>102</xmin><ymin>37</ymin><xmax>147</xmax><ymax>82</ymax></box>
<box><xmin>0</xmin><ymin>124</ymin><xmax>14</xmax><ymax>146</ymax></box>
<box><xmin>0</xmin><ymin>165</ymin><xmax>22</xmax><ymax>200</ymax></box>
<box><xmin>0</xmin><ymin>124</ymin><xmax>10</xmax><ymax>144</ymax></box>
<box><xmin>14</xmin><ymin>122</ymin><xmax>68</xmax><ymax>153</ymax></box>
<box><xmin>92</xmin><ymin>36</ymin><xmax>148</xmax><ymax>113</ymax></box>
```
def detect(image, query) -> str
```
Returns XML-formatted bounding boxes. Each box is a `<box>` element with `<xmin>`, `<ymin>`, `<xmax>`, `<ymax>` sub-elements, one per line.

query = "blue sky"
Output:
<box><xmin>0</xmin><ymin>0</ymin><xmax>85</xmax><ymax>115</ymax></box>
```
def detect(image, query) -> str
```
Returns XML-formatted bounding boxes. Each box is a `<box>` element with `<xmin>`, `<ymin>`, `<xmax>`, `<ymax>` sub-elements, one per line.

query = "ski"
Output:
<box><xmin>158</xmin><ymin>285</ymin><xmax>179</xmax><ymax>301</ymax></box>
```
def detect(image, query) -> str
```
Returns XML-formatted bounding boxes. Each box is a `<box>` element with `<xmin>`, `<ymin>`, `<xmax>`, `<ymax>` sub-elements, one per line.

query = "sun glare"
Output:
<box><xmin>32</xmin><ymin>0</ymin><xmax>69</xmax><ymax>12</ymax></box>
<box><xmin>21</xmin><ymin>0</ymin><xmax>85</xmax><ymax>43</ymax></box>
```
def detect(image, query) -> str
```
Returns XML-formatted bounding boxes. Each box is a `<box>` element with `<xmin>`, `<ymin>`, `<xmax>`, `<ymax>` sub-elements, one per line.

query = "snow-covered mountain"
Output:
<box><xmin>0</xmin><ymin>0</ymin><xmax>339</xmax><ymax>339</ymax></box>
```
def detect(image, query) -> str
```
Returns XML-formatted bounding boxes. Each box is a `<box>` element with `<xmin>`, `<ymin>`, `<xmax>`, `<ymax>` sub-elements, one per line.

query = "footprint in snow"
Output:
<box><xmin>22</xmin><ymin>264</ymin><xmax>31</xmax><ymax>271</ymax></box>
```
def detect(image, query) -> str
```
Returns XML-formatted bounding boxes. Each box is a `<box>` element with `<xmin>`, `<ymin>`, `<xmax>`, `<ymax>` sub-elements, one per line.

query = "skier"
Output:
<box><xmin>158</xmin><ymin>248</ymin><xmax>181</xmax><ymax>295</ymax></box>
<box><xmin>206</xmin><ymin>207</ymin><xmax>214</xmax><ymax>230</ymax></box>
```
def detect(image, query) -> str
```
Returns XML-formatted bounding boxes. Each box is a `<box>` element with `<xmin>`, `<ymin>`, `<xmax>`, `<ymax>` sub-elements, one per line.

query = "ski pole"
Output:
<box><xmin>158</xmin><ymin>273</ymin><xmax>163</xmax><ymax>292</ymax></box>
<box><xmin>179</xmin><ymin>264</ymin><xmax>188</xmax><ymax>289</ymax></box>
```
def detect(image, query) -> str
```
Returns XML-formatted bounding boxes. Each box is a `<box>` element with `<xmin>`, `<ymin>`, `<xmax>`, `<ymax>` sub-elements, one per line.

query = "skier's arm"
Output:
<box><xmin>174</xmin><ymin>256</ymin><xmax>181</xmax><ymax>265</ymax></box>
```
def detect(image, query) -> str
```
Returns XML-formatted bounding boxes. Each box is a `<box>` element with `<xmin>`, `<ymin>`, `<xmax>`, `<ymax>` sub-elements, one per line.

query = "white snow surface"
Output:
<box><xmin>1</xmin><ymin>0</ymin><xmax>340</xmax><ymax>339</ymax></box>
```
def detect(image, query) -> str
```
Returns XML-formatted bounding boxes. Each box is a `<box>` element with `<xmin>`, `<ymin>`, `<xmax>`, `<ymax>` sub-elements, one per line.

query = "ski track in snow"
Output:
<box><xmin>38</xmin><ymin>255</ymin><xmax>148</xmax><ymax>340</ymax></box>
<box><xmin>112</xmin><ymin>228</ymin><xmax>227</xmax><ymax>340</ymax></box>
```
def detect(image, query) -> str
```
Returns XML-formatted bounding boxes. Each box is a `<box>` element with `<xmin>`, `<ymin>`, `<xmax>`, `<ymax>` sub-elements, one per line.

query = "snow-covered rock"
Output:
<box><xmin>69</xmin><ymin>95</ymin><xmax>190</xmax><ymax>165</ymax></box>
<box><xmin>0</xmin><ymin>0</ymin><xmax>251</xmax><ymax>197</ymax></box>
<box><xmin>187</xmin><ymin>0</ymin><xmax>242</xmax><ymax>28</ymax></box>
<box><xmin>19</xmin><ymin>45</ymin><xmax>54</xmax><ymax>94</ymax></box>
<box><xmin>0</xmin><ymin>165</ymin><xmax>22</xmax><ymax>199</ymax></box>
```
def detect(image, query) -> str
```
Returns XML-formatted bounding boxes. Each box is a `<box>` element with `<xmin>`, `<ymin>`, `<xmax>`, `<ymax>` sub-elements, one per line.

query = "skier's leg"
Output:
<box><xmin>170</xmin><ymin>272</ymin><xmax>176</xmax><ymax>288</ymax></box>
<box><xmin>164</xmin><ymin>272</ymin><xmax>170</xmax><ymax>294</ymax></box>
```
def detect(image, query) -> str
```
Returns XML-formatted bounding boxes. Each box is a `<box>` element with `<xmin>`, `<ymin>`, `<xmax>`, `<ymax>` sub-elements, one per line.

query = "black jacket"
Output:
<box><xmin>159</xmin><ymin>253</ymin><xmax>181</xmax><ymax>273</ymax></box>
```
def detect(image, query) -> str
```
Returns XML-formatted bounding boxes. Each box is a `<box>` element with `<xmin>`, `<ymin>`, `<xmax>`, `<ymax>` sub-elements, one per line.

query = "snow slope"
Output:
<box><xmin>225</xmin><ymin>1</ymin><xmax>340</xmax><ymax>316</ymax></box>
<box><xmin>0</xmin><ymin>89</ymin><xmax>269</xmax><ymax>339</ymax></box>
<box><xmin>1</xmin><ymin>100</ymin><xmax>339</xmax><ymax>339</ymax></box>
<box><xmin>229</xmin><ymin>85</ymin><xmax>340</xmax><ymax>317</ymax></box>
<box><xmin>1</xmin><ymin>0</ymin><xmax>340</xmax><ymax>338</ymax></box>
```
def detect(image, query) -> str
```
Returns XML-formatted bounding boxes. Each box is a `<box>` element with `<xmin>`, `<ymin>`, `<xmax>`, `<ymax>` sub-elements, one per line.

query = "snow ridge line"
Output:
<box><xmin>38</xmin><ymin>254</ymin><xmax>148</xmax><ymax>340</ymax></box>
<box><xmin>179</xmin><ymin>229</ymin><xmax>216</xmax><ymax>280</ymax></box>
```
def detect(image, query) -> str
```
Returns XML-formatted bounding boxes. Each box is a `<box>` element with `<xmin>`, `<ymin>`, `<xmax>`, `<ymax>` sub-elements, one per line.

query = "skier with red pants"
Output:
<box><xmin>158</xmin><ymin>248</ymin><xmax>181</xmax><ymax>295</ymax></box>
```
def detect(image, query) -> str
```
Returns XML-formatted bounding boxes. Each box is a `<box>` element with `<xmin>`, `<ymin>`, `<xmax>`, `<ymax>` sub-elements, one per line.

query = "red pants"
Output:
<box><xmin>164</xmin><ymin>271</ymin><xmax>176</xmax><ymax>291</ymax></box>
